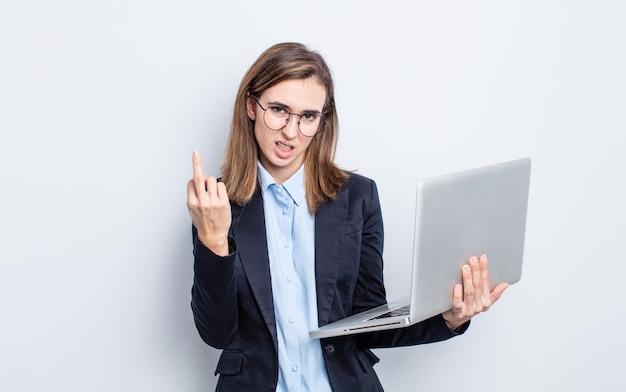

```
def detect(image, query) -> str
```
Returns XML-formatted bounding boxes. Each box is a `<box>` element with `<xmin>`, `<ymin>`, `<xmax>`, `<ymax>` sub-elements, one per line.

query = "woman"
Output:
<box><xmin>187</xmin><ymin>42</ymin><xmax>507</xmax><ymax>391</ymax></box>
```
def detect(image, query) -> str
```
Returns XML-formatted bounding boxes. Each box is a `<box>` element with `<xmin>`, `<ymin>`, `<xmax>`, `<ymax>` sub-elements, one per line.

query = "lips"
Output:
<box><xmin>275</xmin><ymin>141</ymin><xmax>295</xmax><ymax>159</ymax></box>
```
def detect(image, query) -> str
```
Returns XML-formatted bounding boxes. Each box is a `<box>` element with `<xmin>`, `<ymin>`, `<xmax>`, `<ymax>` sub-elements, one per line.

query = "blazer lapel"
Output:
<box><xmin>230</xmin><ymin>191</ymin><xmax>277</xmax><ymax>344</ymax></box>
<box><xmin>231</xmin><ymin>185</ymin><xmax>350</xmax><ymax>333</ymax></box>
<box><xmin>315</xmin><ymin>185</ymin><xmax>350</xmax><ymax>327</ymax></box>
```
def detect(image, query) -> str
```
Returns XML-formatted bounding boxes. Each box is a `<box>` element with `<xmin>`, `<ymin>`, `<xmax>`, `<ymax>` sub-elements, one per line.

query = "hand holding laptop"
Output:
<box><xmin>442</xmin><ymin>254</ymin><xmax>509</xmax><ymax>330</ymax></box>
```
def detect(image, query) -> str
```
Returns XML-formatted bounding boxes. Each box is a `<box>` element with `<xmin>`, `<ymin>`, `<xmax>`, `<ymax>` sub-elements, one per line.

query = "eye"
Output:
<box><xmin>269</xmin><ymin>105</ymin><xmax>287</xmax><ymax>115</ymax></box>
<box><xmin>301</xmin><ymin>113</ymin><xmax>319</xmax><ymax>122</ymax></box>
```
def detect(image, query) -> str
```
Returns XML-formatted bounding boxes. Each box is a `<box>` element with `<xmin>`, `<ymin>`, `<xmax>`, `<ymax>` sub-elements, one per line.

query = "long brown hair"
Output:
<box><xmin>221</xmin><ymin>42</ymin><xmax>347</xmax><ymax>214</ymax></box>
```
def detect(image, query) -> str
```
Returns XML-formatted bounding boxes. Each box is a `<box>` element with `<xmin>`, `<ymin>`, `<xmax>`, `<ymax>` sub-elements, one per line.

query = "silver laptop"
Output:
<box><xmin>309</xmin><ymin>157</ymin><xmax>531</xmax><ymax>339</ymax></box>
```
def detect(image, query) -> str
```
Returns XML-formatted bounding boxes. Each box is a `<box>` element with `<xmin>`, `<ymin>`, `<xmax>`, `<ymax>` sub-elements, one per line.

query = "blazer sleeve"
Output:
<box><xmin>190</xmin><ymin>225</ymin><xmax>239</xmax><ymax>349</ymax></box>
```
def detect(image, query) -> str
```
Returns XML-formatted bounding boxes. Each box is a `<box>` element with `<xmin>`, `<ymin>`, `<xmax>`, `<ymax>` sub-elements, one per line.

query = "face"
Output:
<box><xmin>246</xmin><ymin>78</ymin><xmax>327</xmax><ymax>184</ymax></box>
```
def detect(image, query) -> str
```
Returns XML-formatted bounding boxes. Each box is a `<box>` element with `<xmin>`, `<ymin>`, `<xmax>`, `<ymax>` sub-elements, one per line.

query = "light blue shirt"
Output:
<box><xmin>257</xmin><ymin>162</ymin><xmax>332</xmax><ymax>392</ymax></box>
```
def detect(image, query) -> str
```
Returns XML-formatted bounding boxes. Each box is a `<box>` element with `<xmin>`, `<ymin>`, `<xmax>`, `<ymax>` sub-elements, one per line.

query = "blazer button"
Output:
<box><xmin>324</xmin><ymin>344</ymin><xmax>335</xmax><ymax>355</ymax></box>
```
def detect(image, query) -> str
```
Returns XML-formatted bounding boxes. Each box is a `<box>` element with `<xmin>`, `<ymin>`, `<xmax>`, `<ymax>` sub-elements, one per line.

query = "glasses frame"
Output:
<box><xmin>252</xmin><ymin>96</ymin><xmax>323</xmax><ymax>138</ymax></box>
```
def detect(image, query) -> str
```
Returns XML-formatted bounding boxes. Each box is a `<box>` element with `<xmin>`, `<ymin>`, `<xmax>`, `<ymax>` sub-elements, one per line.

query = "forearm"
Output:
<box><xmin>356</xmin><ymin>314</ymin><xmax>469</xmax><ymax>349</ymax></box>
<box><xmin>191</xmin><ymin>230</ymin><xmax>239</xmax><ymax>349</ymax></box>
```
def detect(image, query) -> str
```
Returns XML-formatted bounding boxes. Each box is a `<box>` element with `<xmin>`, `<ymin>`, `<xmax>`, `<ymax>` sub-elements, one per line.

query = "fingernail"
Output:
<box><xmin>470</xmin><ymin>256</ymin><xmax>478</xmax><ymax>265</ymax></box>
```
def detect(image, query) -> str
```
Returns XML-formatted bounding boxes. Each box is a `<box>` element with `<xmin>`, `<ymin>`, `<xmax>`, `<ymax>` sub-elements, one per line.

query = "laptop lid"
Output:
<box><xmin>407</xmin><ymin>157</ymin><xmax>531</xmax><ymax>323</ymax></box>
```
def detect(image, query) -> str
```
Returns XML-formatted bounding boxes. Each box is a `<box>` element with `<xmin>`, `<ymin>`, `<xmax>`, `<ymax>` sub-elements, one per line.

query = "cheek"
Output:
<box><xmin>300</xmin><ymin>135</ymin><xmax>314</xmax><ymax>150</ymax></box>
<box><xmin>253</xmin><ymin>126</ymin><xmax>265</xmax><ymax>147</ymax></box>
<box><xmin>254</xmin><ymin>126</ymin><xmax>275</xmax><ymax>156</ymax></box>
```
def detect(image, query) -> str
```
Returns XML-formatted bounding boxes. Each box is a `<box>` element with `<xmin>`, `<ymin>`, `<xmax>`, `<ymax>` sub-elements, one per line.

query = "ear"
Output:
<box><xmin>245</xmin><ymin>95</ymin><xmax>257</xmax><ymax>121</ymax></box>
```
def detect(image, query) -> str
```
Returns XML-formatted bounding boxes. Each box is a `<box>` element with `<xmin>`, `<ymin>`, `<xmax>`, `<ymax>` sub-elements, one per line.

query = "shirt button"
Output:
<box><xmin>283</xmin><ymin>242</ymin><xmax>290</xmax><ymax>248</ymax></box>
<box><xmin>286</xmin><ymin>276</ymin><xmax>293</xmax><ymax>282</ymax></box>
<box><xmin>291</xmin><ymin>365</ymin><xmax>298</xmax><ymax>372</ymax></box>
<box><xmin>324</xmin><ymin>344</ymin><xmax>335</xmax><ymax>355</ymax></box>
<box><xmin>288</xmin><ymin>317</ymin><xmax>295</xmax><ymax>324</ymax></box>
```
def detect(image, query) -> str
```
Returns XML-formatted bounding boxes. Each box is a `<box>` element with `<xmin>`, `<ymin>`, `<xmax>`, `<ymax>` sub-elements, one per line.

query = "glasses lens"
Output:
<box><xmin>263</xmin><ymin>107</ymin><xmax>288</xmax><ymax>130</ymax></box>
<box><xmin>297</xmin><ymin>115</ymin><xmax>322</xmax><ymax>137</ymax></box>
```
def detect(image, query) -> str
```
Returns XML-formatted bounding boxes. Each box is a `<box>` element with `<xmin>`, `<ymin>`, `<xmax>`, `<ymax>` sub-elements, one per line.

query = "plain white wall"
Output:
<box><xmin>1</xmin><ymin>1</ymin><xmax>624</xmax><ymax>391</ymax></box>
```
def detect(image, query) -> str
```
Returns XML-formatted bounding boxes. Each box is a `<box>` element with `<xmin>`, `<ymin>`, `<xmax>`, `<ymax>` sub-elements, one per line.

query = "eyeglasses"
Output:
<box><xmin>252</xmin><ymin>97</ymin><xmax>323</xmax><ymax>137</ymax></box>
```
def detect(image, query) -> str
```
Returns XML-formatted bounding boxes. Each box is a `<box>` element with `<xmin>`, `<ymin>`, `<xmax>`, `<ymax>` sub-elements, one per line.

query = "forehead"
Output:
<box><xmin>260</xmin><ymin>78</ymin><xmax>327</xmax><ymax>111</ymax></box>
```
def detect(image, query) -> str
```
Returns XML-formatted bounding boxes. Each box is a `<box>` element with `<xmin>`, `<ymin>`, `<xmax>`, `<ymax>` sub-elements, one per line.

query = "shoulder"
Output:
<box><xmin>341</xmin><ymin>171</ymin><xmax>381</xmax><ymax>209</ymax></box>
<box><xmin>317</xmin><ymin>171</ymin><xmax>382</xmax><ymax>222</ymax></box>
<box><xmin>343</xmin><ymin>171</ymin><xmax>378</xmax><ymax>194</ymax></box>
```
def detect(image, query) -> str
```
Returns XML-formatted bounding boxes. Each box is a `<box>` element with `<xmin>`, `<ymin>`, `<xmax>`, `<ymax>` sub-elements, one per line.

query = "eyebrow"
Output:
<box><xmin>266</xmin><ymin>100</ymin><xmax>322</xmax><ymax>115</ymax></box>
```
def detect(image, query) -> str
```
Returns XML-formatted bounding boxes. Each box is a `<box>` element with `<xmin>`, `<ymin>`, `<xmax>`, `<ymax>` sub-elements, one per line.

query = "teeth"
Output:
<box><xmin>277</xmin><ymin>142</ymin><xmax>292</xmax><ymax>151</ymax></box>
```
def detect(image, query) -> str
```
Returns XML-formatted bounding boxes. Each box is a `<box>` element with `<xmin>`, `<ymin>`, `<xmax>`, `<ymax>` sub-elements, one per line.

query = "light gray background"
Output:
<box><xmin>1</xmin><ymin>1</ymin><xmax>624</xmax><ymax>391</ymax></box>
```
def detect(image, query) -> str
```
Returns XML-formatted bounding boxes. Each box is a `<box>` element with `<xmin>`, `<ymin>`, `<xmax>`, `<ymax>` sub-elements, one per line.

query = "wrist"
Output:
<box><xmin>442</xmin><ymin>312</ymin><xmax>469</xmax><ymax>331</ymax></box>
<box><xmin>444</xmin><ymin>319</ymin><xmax>464</xmax><ymax>331</ymax></box>
<box><xmin>198</xmin><ymin>234</ymin><xmax>230</xmax><ymax>257</ymax></box>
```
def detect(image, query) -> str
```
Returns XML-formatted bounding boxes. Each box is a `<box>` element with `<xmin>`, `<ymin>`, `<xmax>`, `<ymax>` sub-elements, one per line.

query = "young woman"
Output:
<box><xmin>186</xmin><ymin>42</ymin><xmax>508</xmax><ymax>392</ymax></box>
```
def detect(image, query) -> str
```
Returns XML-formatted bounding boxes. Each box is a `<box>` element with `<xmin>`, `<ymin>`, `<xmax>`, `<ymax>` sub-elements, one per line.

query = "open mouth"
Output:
<box><xmin>277</xmin><ymin>142</ymin><xmax>293</xmax><ymax>151</ymax></box>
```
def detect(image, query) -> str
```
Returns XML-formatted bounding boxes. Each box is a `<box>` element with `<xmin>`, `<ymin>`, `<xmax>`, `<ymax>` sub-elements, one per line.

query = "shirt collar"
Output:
<box><xmin>257</xmin><ymin>161</ymin><xmax>306</xmax><ymax>207</ymax></box>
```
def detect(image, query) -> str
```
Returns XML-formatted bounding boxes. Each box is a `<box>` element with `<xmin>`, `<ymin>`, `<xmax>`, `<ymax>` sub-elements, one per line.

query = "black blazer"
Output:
<box><xmin>191</xmin><ymin>172</ymin><xmax>467</xmax><ymax>391</ymax></box>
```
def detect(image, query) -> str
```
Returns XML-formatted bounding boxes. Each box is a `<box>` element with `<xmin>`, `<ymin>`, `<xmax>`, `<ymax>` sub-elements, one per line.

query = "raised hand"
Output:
<box><xmin>186</xmin><ymin>151</ymin><xmax>232</xmax><ymax>256</ymax></box>
<box><xmin>442</xmin><ymin>255</ymin><xmax>509</xmax><ymax>330</ymax></box>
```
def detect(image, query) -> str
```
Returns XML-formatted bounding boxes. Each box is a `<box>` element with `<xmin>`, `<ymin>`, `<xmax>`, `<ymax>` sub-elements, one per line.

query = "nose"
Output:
<box><xmin>281</xmin><ymin>114</ymin><xmax>300</xmax><ymax>139</ymax></box>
